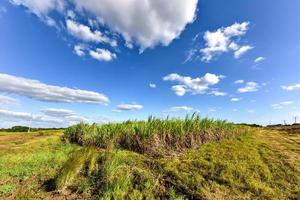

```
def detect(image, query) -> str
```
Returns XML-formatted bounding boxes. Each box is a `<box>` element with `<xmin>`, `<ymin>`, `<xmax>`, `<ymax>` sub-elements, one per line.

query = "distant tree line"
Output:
<box><xmin>0</xmin><ymin>126</ymin><xmax>65</xmax><ymax>132</ymax></box>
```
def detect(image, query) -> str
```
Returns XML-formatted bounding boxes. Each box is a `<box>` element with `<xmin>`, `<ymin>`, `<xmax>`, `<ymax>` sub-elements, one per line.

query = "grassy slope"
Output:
<box><xmin>0</xmin><ymin>128</ymin><xmax>299</xmax><ymax>199</ymax></box>
<box><xmin>0</xmin><ymin>131</ymin><xmax>78</xmax><ymax>199</ymax></box>
<box><xmin>58</xmin><ymin>126</ymin><xmax>300</xmax><ymax>199</ymax></box>
<box><xmin>160</xmin><ymin>130</ymin><xmax>300</xmax><ymax>199</ymax></box>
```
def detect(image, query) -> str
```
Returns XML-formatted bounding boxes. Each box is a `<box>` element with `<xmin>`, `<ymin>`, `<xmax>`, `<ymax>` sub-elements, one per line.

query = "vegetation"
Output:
<box><xmin>0</xmin><ymin>130</ymin><xmax>78</xmax><ymax>199</ymax></box>
<box><xmin>1</xmin><ymin>118</ymin><xmax>300</xmax><ymax>199</ymax></box>
<box><xmin>64</xmin><ymin>115</ymin><xmax>249</xmax><ymax>156</ymax></box>
<box><xmin>0</xmin><ymin>126</ymin><xmax>65</xmax><ymax>132</ymax></box>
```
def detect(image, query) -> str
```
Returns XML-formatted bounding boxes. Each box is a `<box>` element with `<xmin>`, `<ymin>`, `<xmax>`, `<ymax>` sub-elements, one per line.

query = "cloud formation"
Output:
<box><xmin>234</xmin><ymin>80</ymin><xmax>244</xmax><ymax>84</ymax></box>
<box><xmin>209</xmin><ymin>90</ymin><xmax>227</xmax><ymax>96</ymax></box>
<box><xmin>10</xmin><ymin>0</ymin><xmax>198</xmax><ymax>52</ymax></box>
<box><xmin>89</xmin><ymin>48</ymin><xmax>116</xmax><ymax>61</ymax></box>
<box><xmin>0</xmin><ymin>109</ymin><xmax>65</xmax><ymax>126</ymax></box>
<box><xmin>163</xmin><ymin>73</ymin><xmax>223</xmax><ymax>96</ymax></box>
<box><xmin>73</xmin><ymin>0</ymin><xmax>198</xmax><ymax>51</ymax></box>
<box><xmin>41</xmin><ymin>108</ymin><xmax>76</xmax><ymax>117</ymax></box>
<box><xmin>231</xmin><ymin>97</ymin><xmax>241</xmax><ymax>102</ymax></box>
<box><xmin>66</xmin><ymin>19</ymin><xmax>117</xmax><ymax>47</ymax></box>
<box><xmin>282</xmin><ymin>83</ymin><xmax>300</xmax><ymax>91</ymax></box>
<box><xmin>0</xmin><ymin>73</ymin><xmax>109</xmax><ymax>104</ymax></box>
<box><xmin>234</xmin><ymin>45</ymin><xmax>253</xmax><ymax>59</ymax></box>
<box><xmin>74</xmin><ymin>44</ymin><xmax>86</xmax><ymax>57</ymax></box>
<box><xmin>164</xmin><ymin>106</ymin><xmax>198</xmax><ymax>113</ymax></box>
<box><xmin>0</xmin><ymin>95</ymin><xmax>19</xmax><ymax>106</ymax></box>
<box><xmin>187</xmin><ymin>22</ymin><xmax>252</xmax><ymax>62</ymax></box>
<box><xmin>113</xmin><ymin>103</ymin><xmax>143</xmax><ymax>112</ymax></box>
<box><xmin>237</xmin><ymin>82</ymin><xmax>259</xmax><ymax>93</ymax></box>
<box><xmin>254</xmin><ymin>56</ymin><xmax>265</xmax><ymax>63</ymax></box>
<box><xmin>149</xmin><ymin>83</ymin><xmax>156</xmax><ymax>88</ymax></box>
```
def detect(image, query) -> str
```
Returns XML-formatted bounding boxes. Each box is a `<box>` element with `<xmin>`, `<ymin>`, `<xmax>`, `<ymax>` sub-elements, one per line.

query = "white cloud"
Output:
<box><xmin>282</xmin><ymin>83</ymin><xmax>300</xmax><ymax>91</ymax></box>
<box><xmin>66</xmin><ymin>19</ymin><xmax>117</xmax><ymax>47</ymax></box>
<box><xmin>74</xmin><ymin>44</ymin><xmax>86</xmax><ymax>57</ymax></box>
<box><xmin>113</xmin><ymin>103</ymin><xmax>143</xmax><ymax>112</ymax></box>
<box><xmin>0</xmin><ymin>109</ymin><xmax>31</xmax><ymax>120</ymax></box>
<box><xmin>10</xmin><ymin>0</ymin><xmax>64</xmax><ymax>16</ymax></box>
<box><xmin>234</xmin><ymin>45</ymin><xmax>253</xmax><ymax>59</ymax></box>
<box><xmin>10</xmin><ymin>0</ymin><xmax>63</xmax><ymax>27</ymax></box>
<box><xmin>0</xmin><ymin>107</ymin><xmax>111</xmax><ymax>128</ymax></box>
<box><xmin>234</xmin><ymin>80</ymin><xmax>244</xmax><ymax>84</ymax></box>
<box><xmin>163</xmin><ymin>73</ymin><xmax>223</xmax><ymax>96</ymax></box>
<box><xmin>0</xmin><ymin>95</ymin><xmax>19</xmax><ymax>106</ymax></box>
<box><xmin>0</xmin><ymin>109</ymin><xmax>64</xmax><ymax>126</ymax></box>
<box><xmin>10</xmin><ymin>1</ymin><xmax>198</xmax><ymax>54</ymax></box>
<box><xmin>73</xmin><ymin>0</ymin><xmax>198</xmax><ymax>51</ymax></box>
<box><xmin>271</xmin><ymin>101</ymin><xmax>294</xmax><ymax>110</ymax></box>
<box><xmin>210</xmin><ymin>90</ymin><xmax>227</xmax><ymax>96</ymax></box>
<box><xmin>237</xmin><ymin>82</ymin><xmax>259</xmax><ymax>93</ymax></box>
<box><xmin>0</xmin><ymin>73</ymin><xmax>109</xmax><ymax>104</ymax></box>
<box><xmin>200</xmin><ymin>22</ymin><xmax>252</xmax><ymax>62</ymax></box>
<box><xmin>149</xmin><ymin>83</ymin><xmax>156</xmax><ymax>88</ymax></box>
<box><xmin>41</xmin><ymin>108</ymin><xmax>75</xmax><ymax>117</ymax></box>
<box><xmin>164</xmin><ymin>106</ymin><xmax>198</xmax><ymax>113</ymax></box>
<box><xmin>254</xmin><ymin>56</ymin><xmax>265</xmax><ymax>63</ymax></box>
<box><xmin>89</xmin><ymin>48</ymin><xmax>116</xmax><ymax>61</ymax></box>
<box><xmin>231</xmin><ymin>97</ymin><xmax>242</xmax><ymax>102</ymax></box>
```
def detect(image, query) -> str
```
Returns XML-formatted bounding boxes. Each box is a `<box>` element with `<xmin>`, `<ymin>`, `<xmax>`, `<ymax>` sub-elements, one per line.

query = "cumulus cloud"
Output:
<box><xmin>271</xmin><ymin>101</ymin><xmax>294</xmax><ymax>110</ymax></box>
<box><xmin>282</xmin><ymin>83</ymin><xmax>300</xmax><ymax>91</ymax></box>
<box><xmin>73</xmin><ymin>0</ymin><xmax>198</xmax><ymax>51</ymax></box>
<box><xmin>234</xmin><ymin>80</ymin><xmax>244</xmax><ymax>84</ymax></box>
<box><xmin>199</xmin><ymin>22</ymin><xmax>252</xmax><ymax>62</ymax></box>
<box><xmin>113</xmin><ymin>103</ymin><xmax>143</xmax><ymax>112</ymax></box>
<box><xmin>66</xmin><ymin>19</ymin><xmax>117</xmax><ymax>47</ymax></box>
<box><xmin>231</xmin><ymin>97</ymin><xmax>241</xmax><ymax>102</ymax></box>
<box><xmin>0</xmin><ymin>95</ymin><xmax>19</xmax><ymax>106</ymax></box>
<box><xmin>10</xmin><ymin>0</ymin><xmax>198</xmax><ymax>52</ymax></box>
<box><xmin>0</xmin><ymin>73</ymin><xmax>109</xmax><ymax>104</ymax></box>
<box><xmin>237</xmin><ymin>82</ymin><xmax>259</xmax><ymax>93</ymax></box>
<box><xmin>254</xmin><ymin>56</ymin><xmax>265</xmax><ymax>63</ymax></box>
<box><xmin>164</xmin><ymin>106</ymin><xmax>198</xmax><ymax>113</ymax></box>
<box><xmin>149</xmin><ymin>83</ymin><xmax>156</xmax><ymax>88</ymax></box>
<box><xmin>163</xmin><ymin>73</ymin><xmax>223</xmax><ymax>96</ymax></box>
<box><xmin>234</xmin><ymin>45</ymin><xmax>253</xmax><ymax>59</ymax></box>
<box><xmin>89</xmin><ymin>48</ymin><xmax>116</xmax><ymax>61</ymax></box>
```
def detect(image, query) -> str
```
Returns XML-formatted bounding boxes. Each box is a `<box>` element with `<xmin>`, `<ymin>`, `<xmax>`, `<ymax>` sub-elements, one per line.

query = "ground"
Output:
<box><xmin>0</xmin><ymin>127</ymin><xmax>299</xmax><ymax>199</ymax></box>
<box><xmin>0</xmin><ymin>130</ymin><xmax>79</xmax><ymax>199</ymax></box>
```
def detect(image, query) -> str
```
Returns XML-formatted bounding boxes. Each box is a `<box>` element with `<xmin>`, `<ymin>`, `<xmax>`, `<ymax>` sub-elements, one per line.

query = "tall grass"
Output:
<box><xmin>64</xmin><ymin>114</ymin><xmax>249</xmax><ymax>156</ymax></box>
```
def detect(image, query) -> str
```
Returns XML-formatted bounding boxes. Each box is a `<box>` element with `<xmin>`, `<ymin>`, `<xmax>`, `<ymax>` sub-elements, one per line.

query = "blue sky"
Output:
<box><xmin>0</xmin><ymin>0</ymin><xmax>300</xmax><ymax>127</ymax></box>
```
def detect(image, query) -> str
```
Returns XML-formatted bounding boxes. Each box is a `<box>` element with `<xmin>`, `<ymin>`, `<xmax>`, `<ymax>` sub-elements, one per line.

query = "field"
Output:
<box><xmin>0</xmin><ymin>117</ymin><xmax>300</xmax><ymax>199</ymax></box>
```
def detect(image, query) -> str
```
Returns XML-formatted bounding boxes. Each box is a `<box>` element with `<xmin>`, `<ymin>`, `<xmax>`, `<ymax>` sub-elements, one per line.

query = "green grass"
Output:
<box><xmin>160</xmin><ymin>134</ymin><xmax>300</xmax><ymax>199</ymax></box>
<box><xmin>0</xmin><ymin>131</ymin><xmax>78</xmax><ymax>199</ymax></box>
<box><xmin>1</xmin><ymin>119</ymin><xmax>300</xmax><ymax>199</ymax></box>
<box><xmin>56</xmin><ymin>130</ymin><xmax>300</xmax><ymax>199</ymax></box>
